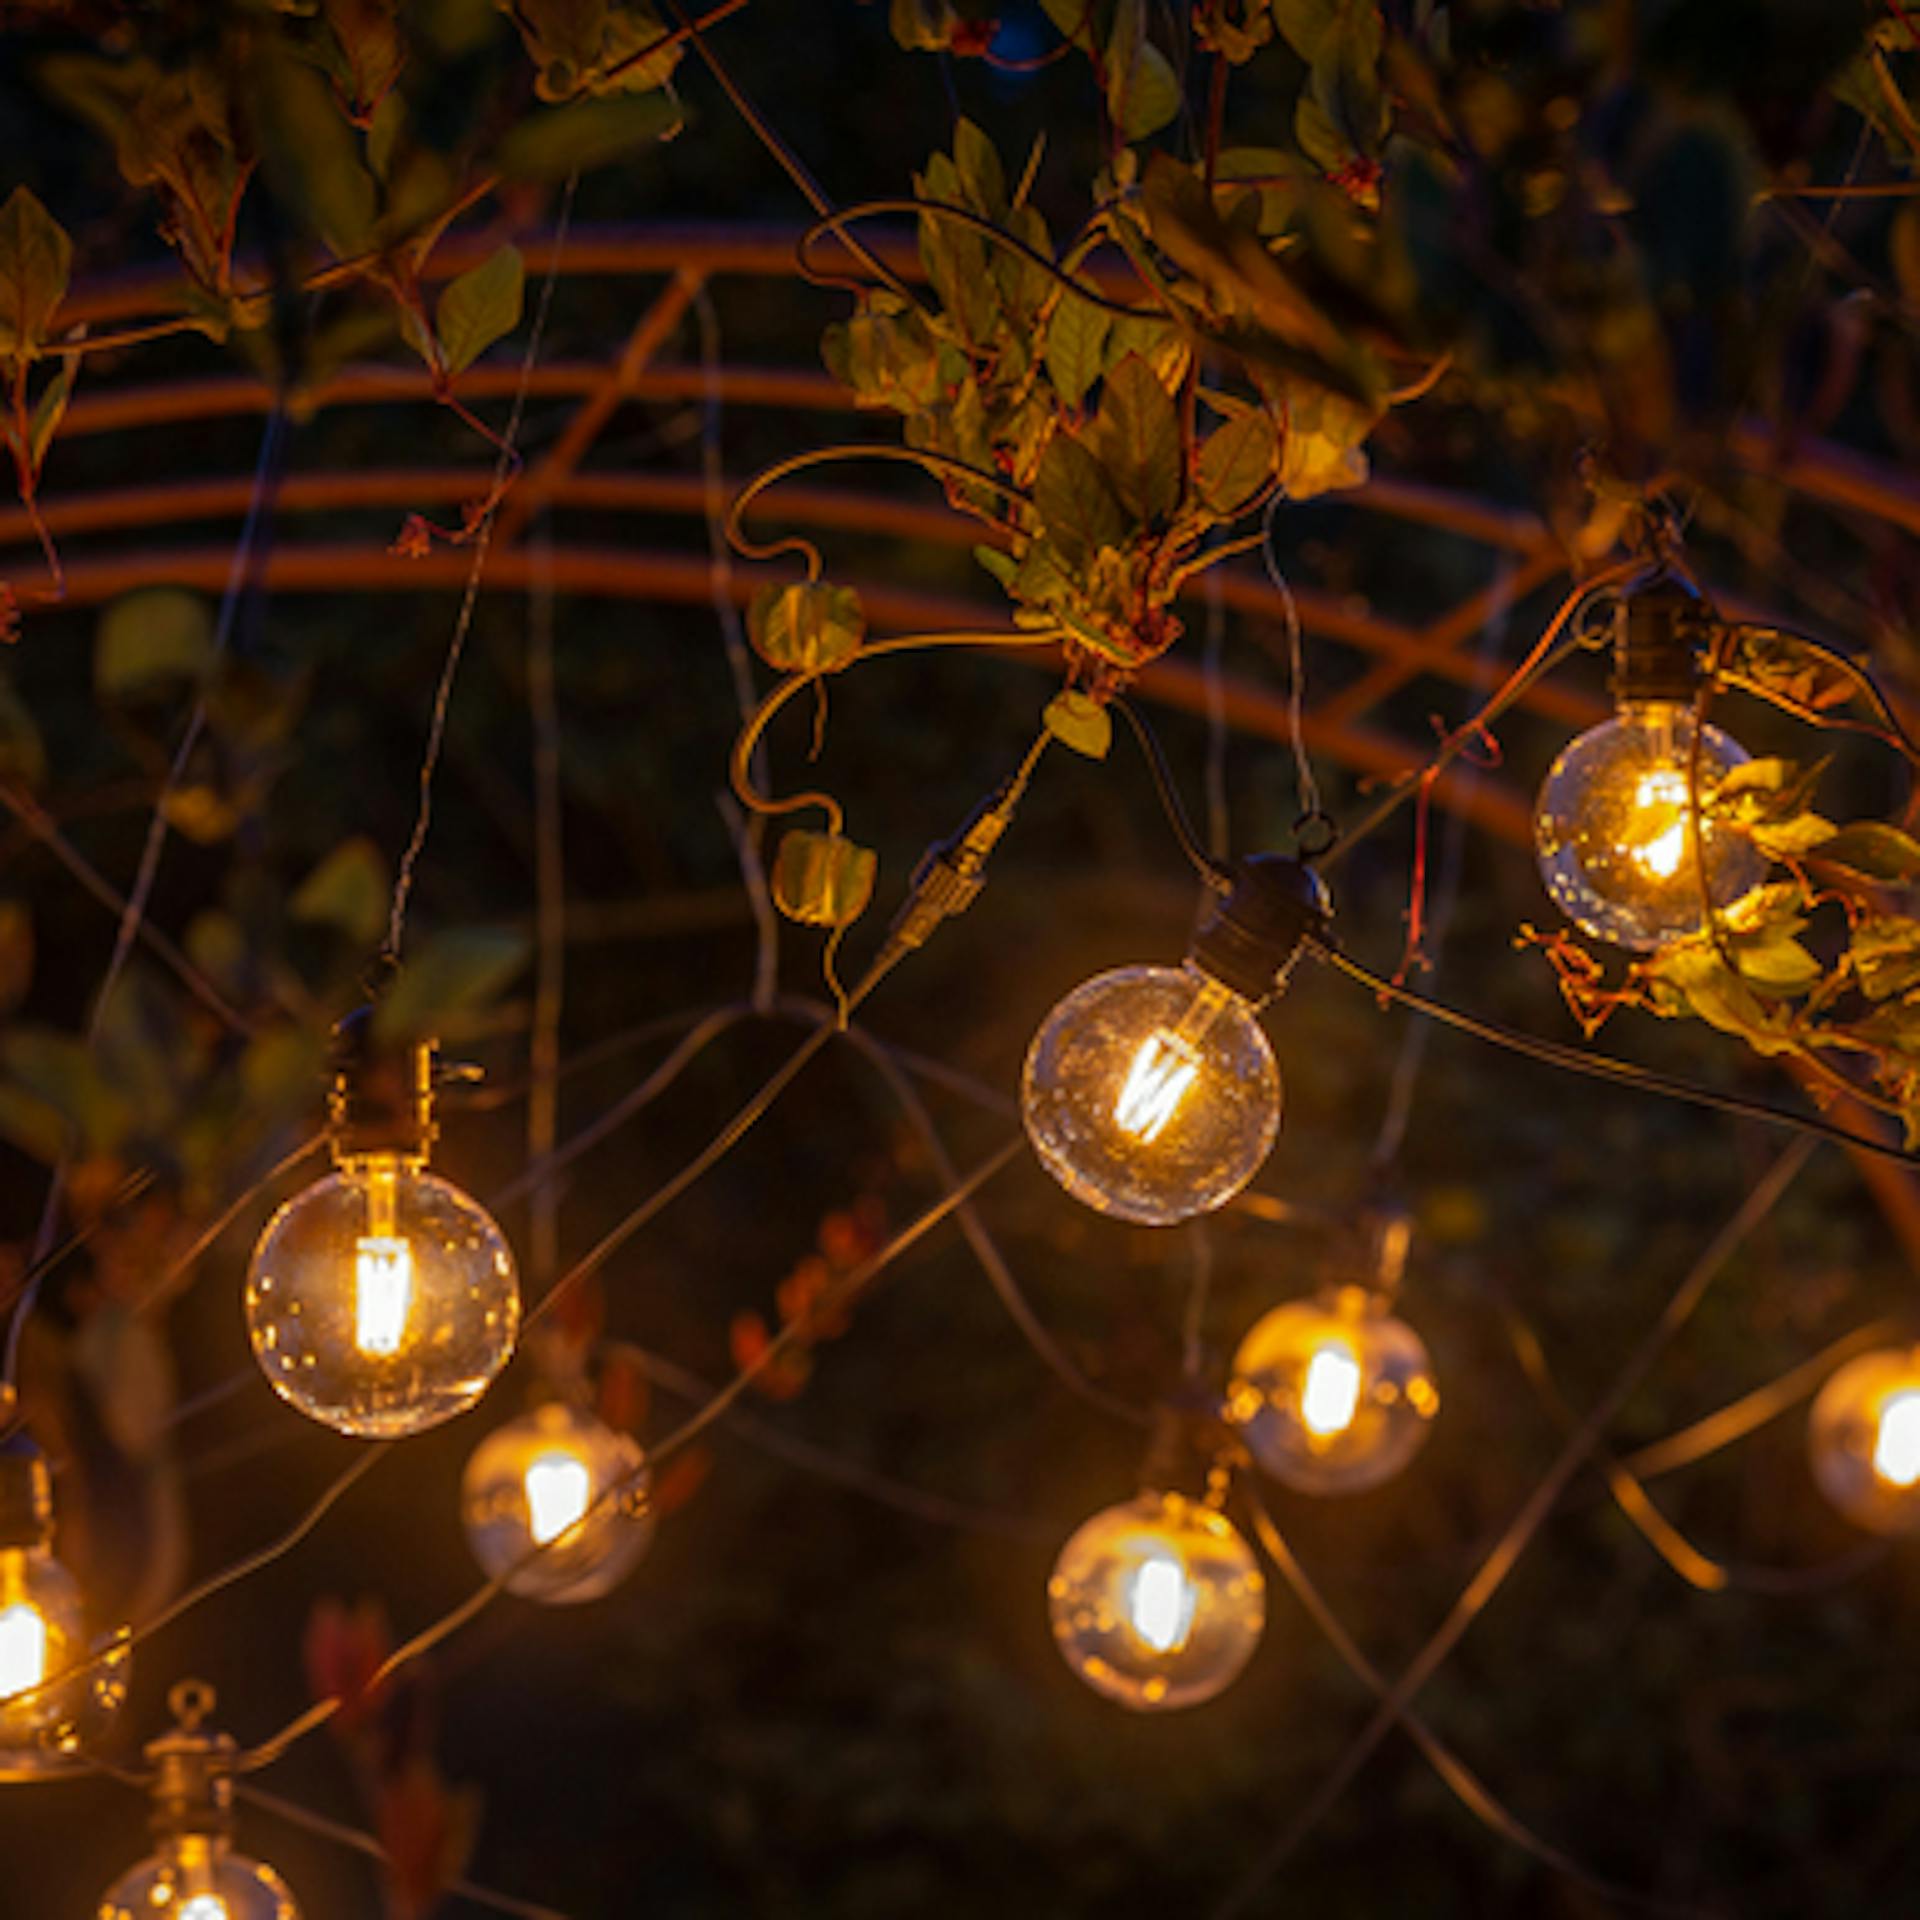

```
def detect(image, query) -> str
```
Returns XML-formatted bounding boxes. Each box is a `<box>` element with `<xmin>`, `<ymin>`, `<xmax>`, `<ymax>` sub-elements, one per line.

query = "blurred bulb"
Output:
<box><xmin>247</xmin><ymin>1152</ymin><xmax>519</xmax><ymax>1439</ymax></box>
<box><xmin>1047</xmin><ymin>1490</ymin><xmax>1265</xmax><ymax>1710</ymax></box>
<box><xmin>1534</xmin><ymin>702</ymin><xmax>1766</xmax><ymax>951</ymax></box>
<box><xmin>1023</xmin><ymin>964</ymin><xmax>1280</xmax><ymax>1225</ymax></box>
<box><xmin>1230</xmin><ymin>1287</ymin><xmax>1439</xmax><ymax>1495</ymax></box>
<box><xmin>97</xmin><ymin>1835</ymin><xmax>298</xmax><ymax>1920</ymax></box>
<box><xmin>0</xmin><ymin>1594</ymin><xmax>47</xmax><ymax>1698</ymax></box>
<box><xmin>1810</xmin><ymin>1348</ymin><xmax>1920</xmax><ymax>1534</ymax></box>
<box><xmin>462</xmin><ymin>1401</ymin><xmax>654</xmax><ymax>1604</ymax></box>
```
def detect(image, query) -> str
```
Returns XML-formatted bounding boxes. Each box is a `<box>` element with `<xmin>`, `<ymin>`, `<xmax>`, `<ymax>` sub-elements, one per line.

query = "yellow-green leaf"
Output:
<box><xmin>96</xmin><ymin>588</ymin><xmax>214</xmax><ymax>699</ymax></box>
<box><xmin>1033</xmin><ymin>431</ymin><xmax>1127</xmax><ymax>565</ymax></box>
<box><xmin>437</xmin><ymin>244</ymin><xmax>524</xmax><ymax>377</ymax></box>
<box><xmin>496</xmin><ymin>90</ymin><xmax>683</xmax><ymax>180</ymax></box>
<box><xmin>1197</xmin><ymin>407</ymin><xmax>1279</xmax><ymax>513</ymax></box>
<box><xmin>1814</xmin><ymin>822</ymin><xmax>1920</xmax><ymax>883</ymax></box>
<box><xmin>772</xmin><ymin>830</ymin><xmax>877</xmax><ymax>928</ymax></box>
<box><xmin>1045</xmin><ymin>294</ymin><xmax>1109</xmax><ymax>411</ymax></box>
<box><xmin>1095</xmin><ymin>352</ymin><xmax>1183</xmax><ymax>525</ymax></box>
<box><xmin>747</xmin><ymin>582</ymin><xmax>865</xmax><ymax>673</ymax></box>
<box><xmin>1043</xmin><ymin>690</ymin><xmax>1112</xmax><ymax>759</ymax></box>
<box><xmin>0</xmin><ymin>187</ymin><xmax>71</xmax><ymax>362</ymax></box>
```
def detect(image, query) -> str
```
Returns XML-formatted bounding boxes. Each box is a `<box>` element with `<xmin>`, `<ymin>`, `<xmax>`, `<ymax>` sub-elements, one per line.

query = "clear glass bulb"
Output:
<box><xmin>461</xmin><ymin>1401</ymin><xmax>654</xmax><ymax>1604</ymax></box>
<box><xmin>1047</xmin><ymin>1490</ymin><xmax>1265</xmax><ymax>1710</ymax></box>
<box><xmin>1533</xmin><ymin>701</ymin><xmax>1767</xmax><ymax>951</ymax></box>
<box><xmin>0</xmin><ymin>1541</ymin><xmax>81</xmax><ymax>1734</ymax></box>
<box><xmin>1229</xmin><ymin>1286</ymin><xmax>1439</xmax><ymax>1495</ymax></box>
<box><xmin>1809</xmin><ymin>1347</ymin><xmax>1920</xmax><ymax>1535</ymax></box>
<box><xmin>97</xmin><ymin>1835</ymin><xmax>300</xmax><ymax>1920</ymax></box>
<box><xmin>1022</xmin><ymin>963</ymin><xmax>1281</xmax><ymax>1226</ymax></box>
<box><xmin>246</xmin><ymin>1153</ymin><xmax>519</xmax><ymax>1438</ymax></box>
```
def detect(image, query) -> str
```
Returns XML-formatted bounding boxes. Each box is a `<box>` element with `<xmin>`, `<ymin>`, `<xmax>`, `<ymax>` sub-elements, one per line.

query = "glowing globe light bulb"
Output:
<box><xmin>0</xmin><ymin>1432</ymin><xmax>128</xmax><ymax>1780</ymax></box>
<box><xmin>1022</xmin><ymin>857</ymin><xmax>1330</xmax><ymax>1226</ymax></box>
<box><xmin>1047</xmin><ymin>1490</ymin><xmax>1265</xmax><ymax>1710</ymax></box>
<box><xmin>98</xmin><ymin>1682</ymin><xmax>300</xmax><ymax>1920</ymax></box>
<box><xmin>462</xmin><ymin>1401</ymin><xmax>654</xmax><ymax>1604</ymax></box>
<box><xmin>1230</xmin><ymin>1286</ymin><xmax>1439</xmax><ymax>1495</ymax></box>
<box><xmin>1809</xmin><ymin>1348</ymin><xmax>1920</xmax><ymax>1534</ymax></box>
<box><xmin>1533</xmin><ymin>580</ymin><xmax>1766</xmax><ymax>951</ymax></box>
<box><xmin>247</xmin><ymin>1018</ymin><xmax>519</xmax><ymax>1439</ymax></box>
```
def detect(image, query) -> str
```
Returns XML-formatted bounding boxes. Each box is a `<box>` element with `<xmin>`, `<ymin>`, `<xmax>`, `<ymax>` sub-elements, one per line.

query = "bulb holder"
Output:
<box><xmin>1609</xmin><ymin>575</ymin><xmax>1711</xmax><ymax>707</ymax></box>
<box><xmin>1188</xmin><ymin>855</ymin><xmax>1332</xmax><ymax>1005</ymax></box>
<box><xmin>0</xmin><ymin>1431</ymin><xmax>52</xmax><ymax>1551</ymax></box>
<box><xmin>144</xmin><ymin>1682</ymin><xmax>236</xmax><ymax>1846</ymax></box>
<box><xmin>326</xmin><ymin>1007</ymin><xmax>439</xmax><ymax>1162</ymax></box>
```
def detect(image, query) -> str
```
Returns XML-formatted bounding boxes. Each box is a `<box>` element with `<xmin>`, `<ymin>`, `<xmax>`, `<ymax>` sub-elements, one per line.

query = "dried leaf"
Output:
<box><xmin>772</xmin><ymin>830</ymin><xmax>877</xmax><ymax>928</ymax></box>
<box><xmin>748</xmin><ymin>581</ymin><xmax>865</xmax><ymax>673</ymax></box>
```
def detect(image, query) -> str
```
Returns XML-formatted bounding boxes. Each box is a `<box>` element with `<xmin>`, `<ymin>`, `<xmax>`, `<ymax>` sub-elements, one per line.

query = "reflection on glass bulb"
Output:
<box><xmin>1299</xmin><ymin>1340</ymin><xmax>1364</xmax><ymax>1439</ymax></box>
<box><xmin>524</xmin><ymin>1451</ymin><xmax>594</xmax><ymax>1547</ymax></box>
<box><xmin>247</xmin><ymin>1154</ymin><xmax>519</xmax><ymax>1439</ymax></box>
<box><xmin>1230</xmin><ymin>1288</ymin><xmax>1439</xmax><ymax>1496</ymax></box>
<box><xmin>1534</xmin><ymin>702</ymin><xmax>1767</xmax><ymax>951</ymax></box>
<box><xmin>1048</xmin><ymin>1491</ymin><xmax>1264</xmax><ymax>1711</ymax></box>
<box><xmin>462</xmin><ymin>1402</ymin><xmax>654</xmax><ymax>1604</ymax></box>
<box><xmin>1024</xmin><ymin>965</ymin><xmax>1280</xmax><ymax>1226</ymax></box>
<box><xmin>1810</xmin><ymin>1348</ymin><xmax>1920</xmax><ymax>1534</ymax></box>
<box><xmin>97</xmin><ymin>1835</ymin><xmax>298</xmax><ymax>1920</ymax></box>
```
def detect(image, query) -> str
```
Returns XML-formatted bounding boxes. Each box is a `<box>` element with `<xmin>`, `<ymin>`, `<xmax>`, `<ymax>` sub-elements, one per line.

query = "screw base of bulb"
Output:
<box><xmin>0</xmin><ymin>1431</ymin><xmax>51</xmax><ymax>1550</ymax></box>
<box><xmin>1610</xmin><ymin>576</ymin><xmax>1710</xmax><ymax>706</ymax></box>
<box><xmin>327</xmin><ymin>1008</ymin><xmax>439</xmax><ymax>1161</ymax></box>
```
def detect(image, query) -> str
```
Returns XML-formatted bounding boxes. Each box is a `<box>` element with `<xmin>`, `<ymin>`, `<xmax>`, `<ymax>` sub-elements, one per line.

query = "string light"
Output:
<box><xmin>1229</xmin><ymin>1211</ymin><xmax>1439</xmax><ymax>1496</ymax></box>
<box><xmin>462</xmin><ymin>1400</ymin><xmax>655</xmax><ymax>1603</ymax></box>
<box><xmin>0</xmin><ymin>1429</ymin><xmax>129</xmax><ymax>1779</ymax></box>
<box><xmin>1023</xmin><ymin>856</ymin><xmax>1331</xmax><ymax>1225</ymax></box>
<box><xmin>98</xmin><ymin>1680</ymin><xmax>300</xmax><ymax>1919</ymax></box>
<box><xmin>1809</xmin><ymin>1346</ymin><xmax>1920</xmax><ymax>1534</ymax></box>
<box><xmin>1534</xmin><ymin>578</ymin><xmax>1765</xmax><ymax>951</ymax></box>
<box><xmin>1047</xmin><ymin>1407</ymin><xmax>1265</xmax><ymax>1710</ymax></box>
<box><xmin>247</xmin><ymin>1010</ymin><xmax>519</xmax><ymax>1439</ymax></box>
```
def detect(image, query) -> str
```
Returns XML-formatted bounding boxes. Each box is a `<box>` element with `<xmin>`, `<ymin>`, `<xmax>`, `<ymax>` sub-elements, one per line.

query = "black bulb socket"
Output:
<box><xmin>1188</xmin><ymin>854</ymin><xmax>1333</xmax><ymax>1005</ymax></box>
<box><xmin>327</xmin><ymin>1006</ymin><xmax>439</xmax><ymax>1162</ymax></box>
<box><xmin>0</xmin><ymin>1430</ymin><xmax>51</xmax><ymax>1551</ymax></box>
<box><xmin>1611</xmin><ymin>575</ymin><xmax>1711</xmax><ymax>707</ymax></box>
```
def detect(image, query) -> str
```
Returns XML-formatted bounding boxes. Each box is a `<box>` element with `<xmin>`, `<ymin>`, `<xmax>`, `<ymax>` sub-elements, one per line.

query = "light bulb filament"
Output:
<box><xmin>353</xmin><ymin>1236</ymin><xmax>414</xmax><ymax>1356</ymax></box>
<box><xmin>0</xmin><ymin>1599</ymin><xmax>47</xmax><ymax>1698</ymax></box>
<box><xmin>1874</xmin><ymin>1390</ymin><xmax>1920</xmax><ymax>1488</ymax></box>
<box><xmin>1300</xmin><ymin>1341</ymin><xmax>1364</xmax><ymax>1438</ymax></box>
<box><xmin>524</xmin><ymin>1450</ymin><xmax>594</xmax><ymax>1547</ymax></box>
<box><xmin>1125</xmin><ymin>1550</ymin><xmax>1198</xmax><ymax>1655</ymax></box>
<box><xmin>1627</xmin><ymin>769</ymin><xmax>1691</xmax><ymax>881</ymax></box>
<box><xmin>179</xmin><ymin>1897</ymin><xmax>232</xmax><ymax>1920</ymax></box>
<box><xmin>1114</xmin><ymin>1032</ymin><xmax>1201</xmax><ymax>1143</ymax></box>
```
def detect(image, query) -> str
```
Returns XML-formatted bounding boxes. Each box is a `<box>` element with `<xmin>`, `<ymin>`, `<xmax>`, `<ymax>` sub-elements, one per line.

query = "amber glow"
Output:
<box><xmin>178</xmin><ymin>1896</ymin><xmax>232</xmax><ymax>1920</ymax></box>
<box><xmin>1873</xmin><ymin>1390</ymin><xmax>1920</xmax><ymax>1489</ymax></box>
<box><xmin>1627</xmin><ymin>768</ymin><xmax>1691</xmax><ymax>880</ymax></box>
<box><xmin>0</xmin><ymin>1599</ymin><xmax>48</xmax><ymax>1700</ymax></box>
<box><xmin>352</xmin><ymin>1160</ymin><xmax>413</xmax><ymax>1357</ymax></box>
<box><xmin>1113</xmin><ymin>1032</ymin><xmax>1201</xmax><ymax>1142</ymax></box>
<box><xmin>524</xmin><ymin>1451</ymin><xmax>594</xmax><ymax>1547</ymax></box>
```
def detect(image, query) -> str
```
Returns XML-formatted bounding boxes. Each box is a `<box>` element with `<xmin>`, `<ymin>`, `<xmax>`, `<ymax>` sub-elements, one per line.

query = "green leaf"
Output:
<box><xmin>1813</xmin><ymin>822</ymin><xmax>1920</xmax><ymax>884</ymax></box>
<box><xmin>1748</xmin><ymin>813</ymin><xmax>1836</xmax><ymax>860</ymax></box>
<box><xmin>374</xmin><ymin>926</ymin><xmax>531</xmax><ymax>1041</ymax></box>
<box><xmin>25</xmin><ymin>348</ymin><xmax>78</xmax><ymax>474</ymax></box>
<box><xmin>1853</xmin><ymin>917</ymin><xmax>1920</xmax><ymax>1001</ymax></box>
<box><xmin>249</xmin><ymin>42</ymin><xmax>379</xmax><ymax>256</ymax></box>
<box><xmin>1044</xmin><ymin>294</ymin><xmax>1111</xmax><ymax>411</ymax></box>
<box><xmin>952</xmin><ymin>118</ymin><xmax>1006</xmax><ymax>218</ymax></box>
<box><xmin>1094</xmin><ymin>353</ymin><xmax>1183</xmax><ymax>525</ymax></box>
<box><xmin>1271</xmin><ymin>0</ymin><xmax>1339</xmax><ymax>58</ymax></box>
<box><xmin>1727</xmin><ymin>929</ymin><xmax>1823</xmax><ymax>996</ymax></box>
<box><xmin>1043</xmin><ymin>690</ymin><xmax>1112</xmax><ymax>759</ymax></box>
<box><xmin>771</xmin><ymin>830</ymin><xmax>877</xmax><ymax>928</ymax></box>
<box><xmin>890</xmin><ymin>0</ymin><xmax>959</xmax><ymax>51</ymax></box>
<box><xmin>1311</xmin><ymin>0</ymin><xmax>1388</xmax><ymax>159</ymax></box>
<box><xmin>0</xmin><ymin>187</ymin><xmax>71</xmax><ymax>362</ymax></box>
<box><xmin>96</xmin><ymin>589</ymin><xmax>214</xmax><ymax>699</ymax></box>
<box><xmin>1</xmin><ymin>1027</ymin><xmax>132</xmax><ymax>1157</ymax></box>
<box><xmin>1197</xmin><ymin>406</ymin><xmax>1279</xmax><ymax>513</ymax></box>
<box><xmin>1033</xmin><ymin>432</ymin><xmax>1128</xmax><ymax>566</ymax></box>
<box><xmin>973</xmin><ymin>544</ymin><xmax>1019</xmax><ymax>590</ymax></box>
<box><xmin>436</xmin><ymin>244</ymin><xmax>524</xmax><ymax>377</ymax></box>
<box><xmin>1106</xmin><ymin>0</ymin><xmax>1182</xmax><ymax>142</ymax></box>
<box><xmin>290</xmin><ymin>836</ymin><xmax>390</xmax><ymax>947</ymax></box>
<box><xmin>495</xmin><ymin>89</ymin><xmax>683</xmax><ymax>180</ymax></box>
<box><xmin>747</xmin><ymin>582</ymin><xmax>865</xmax><ymax>673</ymax></box>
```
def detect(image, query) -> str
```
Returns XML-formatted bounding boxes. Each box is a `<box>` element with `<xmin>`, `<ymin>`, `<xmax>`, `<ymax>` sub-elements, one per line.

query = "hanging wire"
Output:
<box><xmin>1210</xmin><ymin>1135</ymin><xmax>1816</xmax><ymax>1919</ymax></box>
<box><xmin>1112</xmin><ymin>696</ymin><xmax>1233</xmax><ymax>886</ymax></box>
<box><xmin>1260</xmin><ymin>491</ymin><xmax>1324</xmax><ymax>829</ymax></box>
<box><xmin>382</xmin><ymin>172</ymin><xmax>580</xmax><ymax>968</ymax></box>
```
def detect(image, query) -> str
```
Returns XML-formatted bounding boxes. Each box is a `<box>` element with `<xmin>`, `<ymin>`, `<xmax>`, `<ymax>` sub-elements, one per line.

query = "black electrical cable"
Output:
<box><xmin>1316</xmin><ymin>939</ymin><xmax>1920</xmax><ymax>1168</ymax></box>
<box><xmin>1112</xmin><ymin>695</ymin><xmax>1235</xmax><ymax>888</ymax></box>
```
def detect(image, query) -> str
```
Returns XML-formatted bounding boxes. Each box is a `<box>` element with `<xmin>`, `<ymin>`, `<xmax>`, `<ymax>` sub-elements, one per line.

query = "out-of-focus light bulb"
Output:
<box><xmin>0</xmin><ymin>1433</ymin><xmax>128</xmax><ymax>1780</ymax></box>
<box><xmin>98</xmin><ymin>1681</ymin><xmax>300</xmax><ymax>1919</ymax></box>
<box><xmin>1810</xmin><ymin>1348</ymin><xmax>1920</xmax><ymax>1534</ymax></box>
<box><xmin>1230</xmin><ymin>1287</ymin><xmax>1439</xmax><ymax>1495</ymax></box>
<box><xmin>462</xmin><ymin>1401</ymin><xmax>654</xmax><ymax>1604</ymax></box>
<box><xmin>1022</xmin><ymin>855</ymin><xmax>1330</xmax><ymax>1226</ymax></box>
<box><xmin>1047</xmin><ymin>1490</ymin><xmax>1265</xmax><ymax>1710</ymax></box>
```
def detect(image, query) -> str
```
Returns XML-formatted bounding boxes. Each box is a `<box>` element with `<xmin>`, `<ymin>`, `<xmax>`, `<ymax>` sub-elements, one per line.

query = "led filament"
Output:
<box><xmin>246</xmin><ymin>1020</ymin><xmax>519</xmax><ymax>1439</ymax></box>
<box><xmin>1047</xmin><ymin>1489</ymin><xmax>1265</xmax><ymax>1711</ymax></box>
<box><xmin>1230</xmin><ymin>1287</ymin><xmax>1439</xmax><ymax>1495</ymax></box>
<box><xmin>1023</xmin><ymin>858</ymin><xmax>1329</xmax><ymax>1226</ymax></box>
<box><xmin>1809</xmin><ymin>1347</ymin><xmax>1920</xmax><ymax>1535</ymax></box>
<box><xmin>462</xmin><ymin>1401</ymin><xmax>655</xmax><ymax>1604</ymax></box>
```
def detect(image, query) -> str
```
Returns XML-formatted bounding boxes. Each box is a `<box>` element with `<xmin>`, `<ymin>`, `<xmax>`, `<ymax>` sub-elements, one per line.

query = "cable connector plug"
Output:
<box><xmin>884</xmin><ymin>780</ymin><xmax>1021</xmax><ymax>958</ymax></box>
